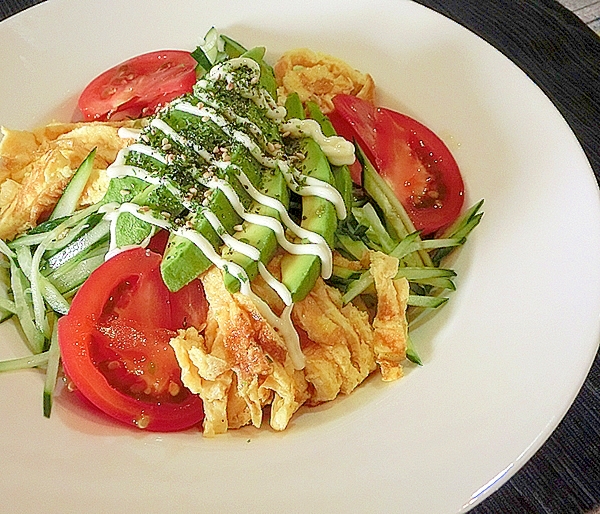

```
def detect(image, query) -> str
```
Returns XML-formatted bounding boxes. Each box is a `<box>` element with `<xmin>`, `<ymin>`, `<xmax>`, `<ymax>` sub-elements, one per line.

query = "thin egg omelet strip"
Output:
<box><xmin>0</xmin><ymin>121</ymin><xmax>133</xmax><ymax>240</ymax></box>
<box><xmin>170</xmin><ymin>251</ymin><xmax>410</xmax><ymax>436</ymax></box>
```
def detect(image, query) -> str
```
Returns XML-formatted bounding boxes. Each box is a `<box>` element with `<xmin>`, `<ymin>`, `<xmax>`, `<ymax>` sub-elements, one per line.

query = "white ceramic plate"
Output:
<box><xmin>1</xmin><ymin>0</ymin><xmax>599</xmax><ymax>512</ymax></box>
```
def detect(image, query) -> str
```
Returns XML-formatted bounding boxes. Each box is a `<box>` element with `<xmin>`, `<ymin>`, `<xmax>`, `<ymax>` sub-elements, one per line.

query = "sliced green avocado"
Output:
<box><xmin>306</xmin><ymin>101</ymin><xmax>353</xmax><ymax>216</ymax></box>
<box><xmin>241</xmin><ymin>46</ymin><xmax>278</xmax><ymax>100</ymax></box>
<box><xmin>160</xmin><ymin>185</ymin><xmax>242</xmax><ymax>292</ymax></box>
<box><xmin>160</xmin><ymin>138</ymin><xmax>269</xmax><ymax>292</ymax></box>
<box><xmin>113</xmin><ymin>184</ymin><xmax>182</xmax><ymax>248</ymax></box>
<box><xmin>280</xmin><ymin>137</ymin><xmax>338</xmax><ymax>302</ymax></box>
<box><xmin>221</xmin><ymin>168</ymin><xmax>289</xmax><ymax>293</ymax></box>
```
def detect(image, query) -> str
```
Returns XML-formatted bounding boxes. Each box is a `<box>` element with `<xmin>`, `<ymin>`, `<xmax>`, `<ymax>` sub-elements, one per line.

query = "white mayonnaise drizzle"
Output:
<box><xmin>102</xmin><ymin>57</ymin><xmax>357</xmax><ymax>369</ymax></box>
<box><xmin>98</xmin><ymin>201</ymin><xmax>306</xmax><ymax>370</ymax></box>
<box><xmin>138</xmin><ymin>117</ymin><xmax>335</xmax><ymax>279</ymax></box>
<box><xmin>281</xmin><ymin>118</ymin><xmax>355</xmax><ymax>167</ymax></box>
<box><xmin>171</xmin><ymin>100</ymin><xmax>347</xmax><ymax>220</ymax></box>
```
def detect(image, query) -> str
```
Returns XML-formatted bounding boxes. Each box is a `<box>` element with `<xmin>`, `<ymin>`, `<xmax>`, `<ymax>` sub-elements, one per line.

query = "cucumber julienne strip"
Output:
<box><xmin>357</xmin><ymin>145</ymin><xmax>434</xmax><ymax>268</ymax></box>
<box><xmin>0</xmin><ymin>245</ymin><xmax>45</xmax><ymax>348</ymax></box>
<box><xmin>0</xmin><ymin>238</ymin><xmax>15</xmax><ymax>259</ymax></box>
<box><xmin>49</xmin><ymin>148</ymin><xmax>97</xmax><ymax>221</ymax></box>
<box><xmin>336</xmin><ymin>233</ymin><xmax>369</xmax><ymax>260</ymax></box>
<box><xmin>9</xmin><ymin>261</ymin><xmax>45</xmax><ymax>354</ymax></box>
<box><xmin>0</xmin><ymin>253</ymin><xmax>14</xmax><ymax>321</ymax></box>
<box><xmin>44</xmin><ymin>218</ymin><xmax>110</xmax><ymax>271</ymax></box>
<box><xmin>431</xmin><ymin>200</ymin><xmax>484</xmax><ymax>266</ymax></box>
<box><xmin>407</xmin><ymin>295</ymin><xmax>448</xmax><ymax>308</ymax></box>
<box><xmin>15</xmin><ymin>244</ymin><xmax>70</xmax><ymax>316</ymax></box>
<box><xmin>47</xmin><ymin>251</ymin><xmax>106</xmax><ymax>296</ymax></box>
<box><xmin>352</xmin><ymin>203</ymin><xmax>397</xmax><ymax>253</ymax></box>
<box><xmin>43</xmin><ymin>213</ymin><xmax>104</xmax><ymax>254</ymax></box>
<box><xmin>0</xmin><ymin>297</ymin><xmax>16</xmax><ymax>315</ymax></box>
<box><xmin>0</xmin><ymin>351</ymin><xmax>49</xmax><ymax>373</ymax></box>
<box><xmin>43</xmin><ymin>316</ymin><xmax>61</xmax><ymax>418</ymax></box>
<box><xmin>406</xmin><ymin>333</ymin><xmax>422</xmax><ymax>366</ymax></box>
<box><xmin>30</xmin><ymin>242</ymin><xmax>52</xmax><ymax>337</ymax></box>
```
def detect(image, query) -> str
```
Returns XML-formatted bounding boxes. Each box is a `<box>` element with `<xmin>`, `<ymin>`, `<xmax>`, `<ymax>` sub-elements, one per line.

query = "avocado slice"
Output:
<box><xmin>113</xmin><ymin>184</ymin><xmax>183</xmax><ymax>248</ymax></box>
<box><xmin>280</xmin><ymin>137</ymin><xmax>338</xmax><ymax>302</ymax></box>
<box><xmin>221</xmin><ymin>167</ymin><xmax>289</xmax><ymax>293</ymax></box>
<box><xmin>160</xmin><ymin>52</ymin><xmax>284</xmax><ymax>292</ymax></box>
<box><xmin>306</xmin><ymin>101</ymin><xmax>354</xmax><ymax>215</ymax></box>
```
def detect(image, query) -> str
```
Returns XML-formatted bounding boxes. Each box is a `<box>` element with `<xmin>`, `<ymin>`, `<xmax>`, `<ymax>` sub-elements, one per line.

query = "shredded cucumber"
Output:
<box><xmin>0</xmin><ymin>351</ymin><xmax>49</xmax><ymax>373</ymax></box>
<box><xmin>9</xmin><ymin>261</ymin><xmax>45</xmax><ymax>354</ymax></box>
<box><xmin>49</xmin><ymin>148</ymin><xmax>96</xmax><ymax>221</ymax></box>
<box><xmin>43</xmin><ymin>316</ymin><xmax>61</xmax><ymax>418</ymax></box>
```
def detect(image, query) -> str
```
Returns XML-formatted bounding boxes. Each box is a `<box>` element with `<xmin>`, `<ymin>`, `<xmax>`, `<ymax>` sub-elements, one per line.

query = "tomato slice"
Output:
<box><xmin>170</xmin><ymin>278</ymin><xmax>209</xmax><ymax>331</ymax></box>
<box><xmin>327</xmin><ymin>97</ymin><xmax>381</xmax><ymax>185</ymax></box>
<box><xmin>58</xmin><ymin>248</ymin><xmax>205</xmax><ymax>432</ymax></box>
<box><xmin>77</xmin><ymin>50</ymin><xmax>198</xmax><ymax>121</ymax></box>
<box><xmin>331</xmin><ymin>95</ymin><xmax>465</xmax><ymax>235</ymax></box>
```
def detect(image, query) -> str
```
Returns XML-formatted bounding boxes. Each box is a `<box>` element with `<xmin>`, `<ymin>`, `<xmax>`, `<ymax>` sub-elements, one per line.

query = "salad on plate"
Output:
<box><xmin>0</xmin><ymin>29</ymin><xmax>482</xmax><ymax>436</ymax></box>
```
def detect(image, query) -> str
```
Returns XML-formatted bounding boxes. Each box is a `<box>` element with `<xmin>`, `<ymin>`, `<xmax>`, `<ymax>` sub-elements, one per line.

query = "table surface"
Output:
<box><xmin>1</xmin><ymin>1</ymin><xmax>599</xmax><ymax>513</ymax></box>
<box><xmin>559</xmin><ymin>0</ymin><xmax>600</xmax><ymax>32</ymax></box>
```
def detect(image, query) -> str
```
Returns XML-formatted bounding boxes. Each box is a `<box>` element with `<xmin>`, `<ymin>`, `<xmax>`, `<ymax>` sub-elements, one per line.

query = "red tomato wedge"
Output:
<box><xmin>58</xmin><ymin>248</ymin><xmax>205</xmax><ymax>432</ymax></box>
<box><xmin>330</xmin><ymin>95</ymin><xmax>465</xmax><ymax>235</ymax></box>
<box><xmin>77</xmin><ymin>50</ymin><xmax>197</xmax><ymax>121</ymax></box>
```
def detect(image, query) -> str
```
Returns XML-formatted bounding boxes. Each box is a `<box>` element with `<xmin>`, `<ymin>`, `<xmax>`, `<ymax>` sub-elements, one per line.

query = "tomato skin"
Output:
<box><xmin>326</xmin><ymin>108</ymin><xmax>367</xmax><ymax>183</ymax></box>
<box><xmin>58</xmin><ymin>248</ymin><xmax>205</xmax><ymax>432</ymax></box>
<box><xmin>77</xmin><ymin>50</ymin><xmax>197</xmax><ymax>121</ymax></box>
<box><xmin>330</xmin><ymin>95</ymin><xmax>465</xmax><ymax>235</ymax></box>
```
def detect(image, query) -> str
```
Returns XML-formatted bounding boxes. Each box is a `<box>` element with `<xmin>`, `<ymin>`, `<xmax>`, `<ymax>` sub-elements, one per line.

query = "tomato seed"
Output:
<box><xmin>168</xmin><ymin>381</ymin><xmax>181</xmax><ymax>397</ymax></box>
<box><xmin>135</xmin><ymin>414</ymin><xmax>150</xmax><ymax>429</ymax></box>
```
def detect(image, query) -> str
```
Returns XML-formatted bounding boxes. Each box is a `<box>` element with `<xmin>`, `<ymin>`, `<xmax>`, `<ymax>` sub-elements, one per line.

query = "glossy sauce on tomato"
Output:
<box><xmin>331</xmin><ymin>95</ymin><xmax>465</xmax><ymax>235</ymax></box>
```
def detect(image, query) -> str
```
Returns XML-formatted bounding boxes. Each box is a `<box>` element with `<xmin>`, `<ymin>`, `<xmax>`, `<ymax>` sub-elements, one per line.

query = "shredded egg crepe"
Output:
<box><xmin>0</xmin><ymin>121</ymin><xmax>133</xmax><ymax>240</ymax></box>
<box><xmin>170</xmin><ymin>251</ymin><xmax>408</xmax><ymax>436</ymax></box>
